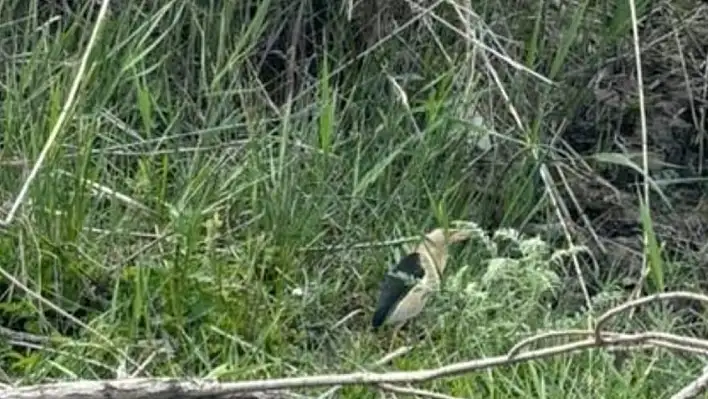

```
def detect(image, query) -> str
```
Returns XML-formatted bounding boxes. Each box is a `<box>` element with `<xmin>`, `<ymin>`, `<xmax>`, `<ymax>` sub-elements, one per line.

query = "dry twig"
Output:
<box><xmin>593</xmin><ymin>292</ymin><xmax>708</xmax><ymax>342</ymax></box>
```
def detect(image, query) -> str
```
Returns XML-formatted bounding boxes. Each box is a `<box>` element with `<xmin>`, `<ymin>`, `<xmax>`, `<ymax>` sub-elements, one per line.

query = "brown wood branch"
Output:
<box><xmin>0</xmin><ymin>379</ymin><xmax>300</xmax><ymax>399</ymax></box>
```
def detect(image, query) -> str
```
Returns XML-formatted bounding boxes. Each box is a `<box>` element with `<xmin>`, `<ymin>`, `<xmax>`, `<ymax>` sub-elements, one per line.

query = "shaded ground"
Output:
<box><xmin>562</xmin><ymin>5</ymin><xmax>708</xmax><ymax>274</ymax></box>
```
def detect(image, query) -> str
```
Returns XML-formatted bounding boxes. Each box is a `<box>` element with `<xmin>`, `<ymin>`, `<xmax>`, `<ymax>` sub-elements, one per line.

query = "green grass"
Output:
<box><xmin>0</xmin><ymin>0</ymin><xmax>706</xmax><ymax>397</ymax></box>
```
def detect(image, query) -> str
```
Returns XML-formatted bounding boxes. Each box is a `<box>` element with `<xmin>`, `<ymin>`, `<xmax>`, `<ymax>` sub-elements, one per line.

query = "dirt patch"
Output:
<box><xmin>556</xmin><ymin>3</ymin><xmax>708</xmax><ymax>304</ymax></box>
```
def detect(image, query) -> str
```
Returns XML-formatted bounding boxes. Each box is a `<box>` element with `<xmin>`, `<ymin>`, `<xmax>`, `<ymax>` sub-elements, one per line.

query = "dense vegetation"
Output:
<box><xmin>0</xmin><ymin>1</ymin><xmax>707</xmax><ymax>397</ymax></box>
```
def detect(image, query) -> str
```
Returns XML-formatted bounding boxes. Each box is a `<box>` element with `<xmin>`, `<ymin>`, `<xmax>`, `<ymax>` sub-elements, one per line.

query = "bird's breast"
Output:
<box><xmin>386</xmin><ymin>285</ymin><xmax>432</xmax><ymax>324</ymax></box>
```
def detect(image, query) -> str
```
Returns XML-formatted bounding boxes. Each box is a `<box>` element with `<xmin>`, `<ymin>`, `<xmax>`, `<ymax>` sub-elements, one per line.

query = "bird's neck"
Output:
<box><xmin>417</xmin><ymin>237</ymin><xmax>450</xmax><ymax>286</ymax></box>
<box><xmin>423</xmin><ymin>249</ymin><xmax>446</xmax><ymax>285</ymax></box>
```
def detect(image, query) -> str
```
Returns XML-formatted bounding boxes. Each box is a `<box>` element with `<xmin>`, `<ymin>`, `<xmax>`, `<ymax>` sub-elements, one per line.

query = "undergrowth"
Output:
<box><xmin>0</xmin><ymin>0</ymin><xmax>706</xmax><ymax>398</ymax></box>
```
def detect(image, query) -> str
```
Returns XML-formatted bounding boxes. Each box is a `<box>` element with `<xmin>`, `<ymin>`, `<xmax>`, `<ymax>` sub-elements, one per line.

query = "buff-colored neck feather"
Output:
<box><xmin>414</xmin><ymin>228</ymin><xmax>470</xmax><ymax>285</ymax></box>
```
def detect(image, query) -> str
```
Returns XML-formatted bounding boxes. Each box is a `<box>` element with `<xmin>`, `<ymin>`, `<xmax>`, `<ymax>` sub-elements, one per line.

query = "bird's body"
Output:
<box><xmin>371</xmin><ymin>252</ymin><xmax>428</xmax><ymax>328</ymax></box>
<box><xmin>371</xmin><ymin>226</ymin><xmax>472</xmax><ymax>344</ymax></box>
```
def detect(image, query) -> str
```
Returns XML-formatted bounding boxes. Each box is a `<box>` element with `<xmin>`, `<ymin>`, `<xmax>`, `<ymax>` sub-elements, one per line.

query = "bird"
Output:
<box><xmin>371</xmin><ymin>225</ymin><xmax>472</xmax><ymax>347</ymax></box>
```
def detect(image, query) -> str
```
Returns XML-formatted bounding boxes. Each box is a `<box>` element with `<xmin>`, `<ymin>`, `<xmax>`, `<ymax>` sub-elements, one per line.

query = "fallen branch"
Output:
<box><xmin>3</xmin><ymin>291</ymin><xmax>708</xmax><ymax>399</ymax></box>
<box><xmin>0</xmin><ymin>378</ymin><xmax>300</xmax><ymax>399</ymax></box>
<box><xmin>0</xmin><ymin>334</ymin><xmax>703</xmax><ymax>399</ymax></box>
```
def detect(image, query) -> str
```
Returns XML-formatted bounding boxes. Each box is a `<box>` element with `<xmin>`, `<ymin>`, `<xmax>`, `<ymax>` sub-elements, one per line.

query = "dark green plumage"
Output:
<box><xmin>371</xmin><ymin>252</ymin><xmax>424</xmax><ymax>328</ymax></box>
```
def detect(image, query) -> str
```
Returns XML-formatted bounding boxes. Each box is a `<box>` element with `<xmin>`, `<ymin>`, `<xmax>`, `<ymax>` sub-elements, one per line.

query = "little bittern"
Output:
<box><xmin>371</xmin><ymin>225</ymin><xmax>472</xmax><ymax>348</ymax></box>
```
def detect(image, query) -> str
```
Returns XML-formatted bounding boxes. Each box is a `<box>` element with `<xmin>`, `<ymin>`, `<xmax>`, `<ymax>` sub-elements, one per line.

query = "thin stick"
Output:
<box><xmin>379</xmin><ymin>382</ymin><xmax>465</xmax><ymax>399</ymax></box>
<box><xmin>594</xmin><ymin>292</ymin><xmax>708</xmax><ymax>342</ymax></box>
<box><xmin>316</xmin><ymin>346</ymin><xmax>412</xmax><ymax>399</ymax></box>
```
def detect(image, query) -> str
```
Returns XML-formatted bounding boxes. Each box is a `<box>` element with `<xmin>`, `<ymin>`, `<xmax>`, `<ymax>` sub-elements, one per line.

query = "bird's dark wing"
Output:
<box><xmin>371</xmin><ymin>252</ymin><xmax>424</xmax><ymax>328</ymax></box>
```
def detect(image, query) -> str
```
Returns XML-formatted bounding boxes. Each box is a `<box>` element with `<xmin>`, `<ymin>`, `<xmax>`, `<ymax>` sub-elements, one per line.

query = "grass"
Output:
<box><xmin>0</xmin><ymin>0</ymin><xmax>707</xmax><ymax>398</ymax></box>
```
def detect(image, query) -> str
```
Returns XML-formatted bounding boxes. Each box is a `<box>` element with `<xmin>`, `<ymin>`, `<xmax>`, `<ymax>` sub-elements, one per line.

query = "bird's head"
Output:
<box><xmin>417</xmin><ymin>225</ymin><xmax>473</xmax><ymax>275</ymax></box>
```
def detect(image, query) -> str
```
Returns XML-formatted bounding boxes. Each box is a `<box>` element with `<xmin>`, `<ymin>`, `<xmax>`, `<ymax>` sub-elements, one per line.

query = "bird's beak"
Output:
<box><xmin>449</xmin><ymin>221</ymin><xmax>476</xmax><ymax>241</ymax></box>
<box><xmin>450</xmin><ymin>220</ymin><xmax>476</xmax><ymax>229</ymax></box>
